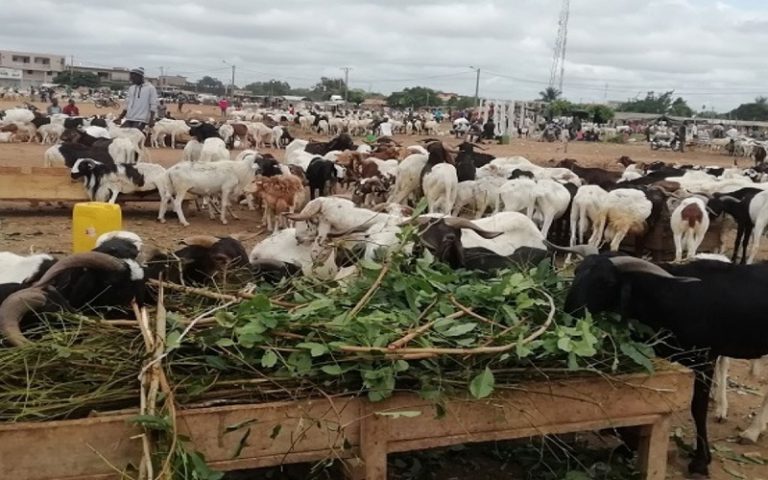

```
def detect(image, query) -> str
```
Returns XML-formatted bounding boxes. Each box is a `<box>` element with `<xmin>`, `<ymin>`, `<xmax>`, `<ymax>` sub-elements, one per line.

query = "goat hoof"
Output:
<box><xmin>687</xmin><ymin>459</ymin><xmax>709</xmax><ymax>477</ymax></box>
<box><xmin>715</xmin><ymin>416</ymin><xmax>727</xmax><ymax>424</ymax></box>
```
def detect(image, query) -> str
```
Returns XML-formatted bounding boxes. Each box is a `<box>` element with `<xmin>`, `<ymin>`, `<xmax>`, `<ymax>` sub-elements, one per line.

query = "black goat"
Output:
<box><xmin>305</xmin><ymin>133</ymin><xmax>355</xmax><ymax>156</ymax></box>
<box><xmin>58</xmin><ymin>138</ymin><xmax>117</xmax><ymax>168</ymax></box>
<box><xmin>145</xmin><ymin>236</ymin><xmax>250</xmax><ymax>286</ymax></box>
<box><xmin>255</xmin><ymin>153</ymin><xmax>283</xmax><ymax>177</ymax></box>
<box><xmin>306</xmin><ymin>157</ymin><xmax>338</xmax><ymax>199</ymax></box>
<box><xmin>456</xmin><ymin>142</ymin><xmax>495</xmax><ymax>168</ymax></box>
<box><xmin>556</xmin><ymin>159</ymin><xmax>619</xmax><ymax>189</ymax></box>
<box><xmin>189</xmin><ymin>122</ymin><xmax>220</xmax><ymax>142</ymax></box>
<box><xmin>560</xmin><ymin>250</ymin><xmax>768</xmax><ymax>476</ymax></box>
<box><xmin>412</xmin><ymin>217</ymin><xmax>547</xmax><ymax>271</ymax></box>
<box><xmin>709</xmin><ymin>188</ymin><xmax>763</xmax><ymax>263</ymax></box>
<box><xmin>0</xmin><ymin>252</ymin><xmax>145</xmax><ymax>346</ymax></box>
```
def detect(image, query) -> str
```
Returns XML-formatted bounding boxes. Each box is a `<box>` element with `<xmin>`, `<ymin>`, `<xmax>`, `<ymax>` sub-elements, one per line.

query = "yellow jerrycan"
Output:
<box><xmin>72</xmin><ymin>202</ymin><xmax>122</xmax><ymax>253</ymax></box>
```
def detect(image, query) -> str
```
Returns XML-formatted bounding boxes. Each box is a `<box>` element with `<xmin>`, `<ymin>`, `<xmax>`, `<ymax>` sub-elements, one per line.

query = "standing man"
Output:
<box><xmin>62</xmin><ymin>98</ymin><xmax>79</xmax><ymax>116</ymax></box>
<box><xmin>156</xmin><ymin>99</ymin><xmax>167</xmax><ymax>120</ymax></box>
<box><xmin>218</xmin><ymin>97</ymin><xmax>229</xmax><ymax>117</ymax></box>
<box><xmin>116</xmin><ymin>67</ymin><xmax>158</xmax><ymax>130</ymax></box>
<box><xmin>678</xmin><ymin>122</ymin><xmax>687</xmax><ymax>153</ymax></box>
<box><xmin>47</xmin><ymin>98</ymin><xmax>62</xmax><ymax>115</ymax></box>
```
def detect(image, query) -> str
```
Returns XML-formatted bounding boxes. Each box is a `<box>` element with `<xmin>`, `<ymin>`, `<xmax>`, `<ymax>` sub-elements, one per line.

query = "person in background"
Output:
<box><xmin>47</xmin><ymin>98</ymin><xmax>61</xmax><ymax>115</ymax></box>
<box><xmin>218</xmin><ymin>97</ymin><xmax>229</xmax><ymax>117</ymax></box>
<box><xmin>156</xmin><ymin>99</ymin><xmax>167</xmax><ymax>121</ymax></box>
<box><xmin>177</xmin><ymin>96</ymin><xmax>185</xmax><ymax>113</ymax></box>
<box><xmin>678</xmin><ymin>122</ymin><xmax>687</xmax><ymax>153</ymax></box>
<box><xmin>62</xmin><ymin>98</ymin><xmax>79</xmax><ymax>116</ymax></box>
<box><xmin>116</xmin><ymin>67</ymin><xmax>158</xmax><ymax>130</ymax></box>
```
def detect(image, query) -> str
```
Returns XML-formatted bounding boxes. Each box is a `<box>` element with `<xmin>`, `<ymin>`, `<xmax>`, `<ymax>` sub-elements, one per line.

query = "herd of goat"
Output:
<box><xmin>7</xmin><ymin>107</ymin><xmax>768</xmax><ymax>476</ymax></box>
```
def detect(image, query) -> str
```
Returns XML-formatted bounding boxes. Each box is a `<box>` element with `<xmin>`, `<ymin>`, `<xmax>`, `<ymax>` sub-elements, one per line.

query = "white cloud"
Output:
<box><xmin>1</xmin><ymin>0</ymin><xmax>766</xmax><ymax>110</ymax></box>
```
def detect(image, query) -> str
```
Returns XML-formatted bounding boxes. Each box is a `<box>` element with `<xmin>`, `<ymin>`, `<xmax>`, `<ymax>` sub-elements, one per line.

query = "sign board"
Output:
<box><xmin>0</xmin><ymin>67</ymin><xmax>22</xmax><ymax>80</ymax></box>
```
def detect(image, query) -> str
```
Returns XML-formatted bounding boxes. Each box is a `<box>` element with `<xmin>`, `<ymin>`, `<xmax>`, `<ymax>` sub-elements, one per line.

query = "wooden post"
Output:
<box><xmin>359</xmin><ymin>404</ymin><xmax>388</xmax><ymax>480</ymax></box>
<box><xmin>636</xmin><ymin>415</ymin><xmax>671</xmax><ymax>480</ymax></box>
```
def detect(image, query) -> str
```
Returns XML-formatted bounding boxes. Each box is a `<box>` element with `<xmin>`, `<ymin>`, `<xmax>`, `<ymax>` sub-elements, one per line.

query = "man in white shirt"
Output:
<box><xmin>117</xmin><ymin>67</ymin><xmax>158</xmax><ymax>130</ymax></box>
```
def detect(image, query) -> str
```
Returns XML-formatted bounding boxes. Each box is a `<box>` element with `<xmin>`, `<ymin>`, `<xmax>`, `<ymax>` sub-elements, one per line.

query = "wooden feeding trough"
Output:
<box><xmin>0</xmin><ymin>363</ymin><xmax>692</xmax><ymax>480</ymax></box>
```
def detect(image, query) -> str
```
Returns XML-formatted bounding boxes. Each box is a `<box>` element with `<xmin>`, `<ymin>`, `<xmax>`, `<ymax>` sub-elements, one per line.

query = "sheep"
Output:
<box><xmin>591</xmin><ymin>189</ymin><xmax>653</xmax><ymax>251</ymax></box>
<box><xmin>248</xmin><ymin>122</ymin><xmax>274</xmax><ymax>149</ymax></box>
<box><xmin>151</xmin><ymin>119</ymin><xmax>190</xmax><ymax>148</ymax></box>
<box><xmin>70</xmin><ymin>159</ymin><xmax>174</xmax><ymax>222</ymax></box>
<box><xmin>670</xmin><ymin>197</ymin><xmax>711</xmax><ymax>261</ymax></box>
<box><xmin>108</xmin><ymin>124</ymin><xmax>148</xmax><ymax>161</ymax></box>
<box><xmin>558</xmin><ymin>250</ymin><xmax>768</xmax><ymax>476</ymax></box>
<box><xmin>218</xmin><ymin>124</ymin><xmax>234</xmax><ymax>146</ymax></box>
<box><xmin>144</xmin><ymin>236</ymin><xmax>250</xmax><ymax>286</ymax></box>
<box><xmin>165</xmin><ymin>154</ymin><xmax>263</xmax><ymax>226</ymax></box>
<box><xmin>37</xmin><ymin>123</ymin><xmax>65</xmax><ymax>144</ymax></box>
<box><xmin>43</xmin><ymin>144</ymin><xmax>65</xmax><ymax>167</ymax></box>
<box><xmin>0</xmin><ymin>252</ymin><xmax>57</xmax><ymax>284</ymax></box>
<box><xmin>248</xmin><ymin>228</ymin><xmax>345</xmax><ymax>281</ymax></box>
<box><xmin>0</xmin><ymin>251</ymin><xmax>145</xmax><ymax>346</ymax></box>
<box><xmin>452</xmin><ymin>176</ymin><xmax>505</xmax><ymax>219</ymax></box>
<box><xmin>107</xmin><ymin>137</ymin><xmax>141</xmax><ymax>165</ymax></box>
<box><xmin>499</xmin><ymin>178</ymin><xmax>537</xmax><ymax>217</ymax></box>
<box><xmin>198</xmin><ymin>137</ymin><xmax>230</xmax><ymax>163</ymax></box>
<box><xmin>569</xmin><ymin>185</ymin><xmax>609</xmax><ymax>250</ymax></box>
<box><xmin>389</xmin><ymin>153</ymin><xmax>429</xmax><ymax>205</ymax></box>
<box><xmin>1</xmin><ymin>108</ymin><xmax>34</xmax><ymax>124</ymax></box>
<box><xmin>460</xmin><ymin>211</ymin><xmax>546</xmax><ymax>255</ymax></box>
<box><xmin>423</xmin><ymin>163</ymin><xmax>458</xmax><ymax>214</ymax></box>
<box><xmin>708</xmin><ymin>188</ymin><xmax>764</xmax><ymax>263</ymax></box>
<box><xmin>0</xmin><ymin>131</ymin><xmax>15</xmax><ymax>143</ymax></box>
<box><xmin>286</xmin><ymin>197</ymin><xmax>398</xmax><ymax>245</ymax></box>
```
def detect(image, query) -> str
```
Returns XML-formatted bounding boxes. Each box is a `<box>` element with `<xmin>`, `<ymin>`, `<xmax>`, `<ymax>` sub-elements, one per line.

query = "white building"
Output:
<box><xmin>0</xmin><ymin>50</ymin><xmax>66</xmax><ymax>87</ymax></box>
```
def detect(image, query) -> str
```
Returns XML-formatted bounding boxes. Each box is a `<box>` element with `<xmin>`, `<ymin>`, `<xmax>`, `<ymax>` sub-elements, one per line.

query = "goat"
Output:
<box><xmin>247</xmin><ymin>174</ymin><xmax>305</xmax><ymax>231</ymax></box>
<box><xmin>556</xmin><ymin>158</ymin><xmax>620</xmax><ymax>189</ymax></box>
<box><xmin>306</xmin><ymin>157</ymin><xmax>338</xmax><ymax>199</ymax></box>
<box><xmin>145</xmin><ymin>236</ymin><xmax>249</xmax><ymax>286</ymax></box>
<box><xmin>670</xmin><ymin>197</ymin><xmax>710</xmax><ymax>261</ymax></box>
<box><xmin>558</xmin><ymin>248</ymin><xmax>768</xmax><ymax>476</ymax></box>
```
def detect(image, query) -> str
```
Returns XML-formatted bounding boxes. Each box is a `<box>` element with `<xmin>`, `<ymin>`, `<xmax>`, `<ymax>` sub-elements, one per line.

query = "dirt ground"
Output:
<box><xmin>1</xmin><ymin>98</ymin><xmax>767</xmax><ymax>479</ymax></box>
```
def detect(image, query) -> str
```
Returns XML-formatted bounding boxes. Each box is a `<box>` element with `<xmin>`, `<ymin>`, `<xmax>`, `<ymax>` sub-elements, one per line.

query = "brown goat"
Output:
<box><xmin>248</xmin><ymin>174</ymin><xmax>305</xmax><ymax>231</ymax></box>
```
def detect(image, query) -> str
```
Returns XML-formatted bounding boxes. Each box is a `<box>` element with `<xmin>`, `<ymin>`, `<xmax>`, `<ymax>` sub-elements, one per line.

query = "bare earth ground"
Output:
<box><xmin>1</xmin><ymin>99</ymin><xmax>767</xmax><ymax>479</ymax></box>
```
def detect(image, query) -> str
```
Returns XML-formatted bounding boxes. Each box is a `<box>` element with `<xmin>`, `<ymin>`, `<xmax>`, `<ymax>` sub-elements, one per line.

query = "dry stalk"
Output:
<box><xmin>388</xmin><ymin>304</ymin><xmax>461</xmax><ymax>350</ymax></box>
<box><xmin>347</xmin><ymin>263</ymin><xmax>390</xmax><ymax>320</ymax></box>
<box><xmin>149</xmin><ymin>279</ymin><xmax>298</xmax><ymax>308</ymax></box>
<box><xmin>449</xmin><ymin>296</ymin><xmax>503</xmax><ymax>328</ymax></box>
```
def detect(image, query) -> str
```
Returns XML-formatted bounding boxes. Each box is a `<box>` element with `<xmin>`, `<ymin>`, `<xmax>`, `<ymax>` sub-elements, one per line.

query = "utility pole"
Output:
<box><xmin>470</xmin><ymin>66</ymin><xmax>481</xmax><ymax>107</ymax></box>
<box><xmin>69</xmin><ymin>55</ymin><xmax>74</xmax><ymax>87</ymax></box>
<box><xmin>230</xmin><ymin>64</ymin><xmax>236</xmax><ymax>97</ymax></box>
<box><xmin>340</xmin><ymin>67</ymin><xmax>351</xmax><ymax>102</ymax></box>
<box><xmin>160</xmin><ymin>66</ymin><xmax>165</xmax><ymax>87</ymax></box>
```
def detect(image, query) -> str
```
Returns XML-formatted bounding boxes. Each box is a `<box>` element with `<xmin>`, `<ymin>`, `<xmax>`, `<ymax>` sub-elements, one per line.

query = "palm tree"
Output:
<box><xmin>539</xmin><ymin>87</ymin><xmax>561</xmax><ymax>102</ymax></box>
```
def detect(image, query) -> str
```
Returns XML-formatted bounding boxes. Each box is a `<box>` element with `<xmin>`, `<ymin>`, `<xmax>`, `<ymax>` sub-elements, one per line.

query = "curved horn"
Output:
<box><xmin>470</xmin><ymin>143</ymin><xmax>488</xmax><ymax>151</ymax></box>
<box><xmin>284</xmin><ymin>199</ymin><xmax>322</xmax><ymax>221</ymax></box>
<box><xmin>543</xmin><ymin>240</ymin><xmax>599</xmax><ymax>257</ymax></box>
<box><xmin>33</xmin><ymin>252</ymin><xmax>125</xmax><ymax>287</ymax></box>
<box><xmin>0</xmin><ymin>287</ymin><xmax>48</xmax><ymax>346</ymax></box>
<box><xmin>717</xmin><ymin>195</ymin><xmax>741</xmax><ymax>203</ymax></box>
<box><xmin>181</xmin><ymin>235</ymin><xmax>220</xmax><ymax>248</ymax></box>
<box><xmin>443</xmin><ymin>217</ymin><xmax>503</xmax><ymax>239</ymax></box>
<box><xmin>326</xmin><ymin>223</ymin><xmax>372</xmax><ymax>238</ymax></box>
<box><xmin>609</xmin><ymin>257</ymin><xmax>700</xmax><ymax>282</ymax></box>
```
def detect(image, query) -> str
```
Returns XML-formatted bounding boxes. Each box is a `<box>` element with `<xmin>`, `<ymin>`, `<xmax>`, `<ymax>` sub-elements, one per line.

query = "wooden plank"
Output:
<box><xmin>637</xmin><ymin>415</ymin><xmax>672</xmax><ymax>480</ymax></box>
<box><xmin>0</xmin><ymin>365</ymin><xmax>693</xmax><ymax>480</ymax></box>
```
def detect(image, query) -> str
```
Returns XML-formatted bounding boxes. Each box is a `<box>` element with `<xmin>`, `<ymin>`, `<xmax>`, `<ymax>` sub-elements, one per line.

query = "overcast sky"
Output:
<box><xmin>3</xmin><ymin>0</ymin><xmax>766</xmax><ymax>110</ymax></box>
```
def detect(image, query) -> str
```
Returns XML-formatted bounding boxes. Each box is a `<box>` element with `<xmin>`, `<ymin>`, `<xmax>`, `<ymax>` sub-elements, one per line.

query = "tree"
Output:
<box><xmin>446</xmin><ymin>95</ymin><xmax>475</xmax><ymax>110</ymax></box>
<box><xmin>730</xmin><ymin>97</ymin><xmax>768</xmax><ymax>121</ymax></box>
<box><xmin>539</xmin><ymin>87</ymin><xmax>561</xmax><ymax>102</ymax></box>
<box><xmin>545</xmin><ymin>99</ymin><xmax>573</xmax><ymax>119</ymax></box>
<box><xmin>668</xmin><ymin>97</ymin><xmax>694</xmax><ymax>117</ymax></box>
<box><xmin>53</xmin><ymin>71</ymin><xmax>100</xmax><ymax>88</ymax></box>
<box><xmin>310</xmin><ymin>77</ymin><xmax>346</xmax><ymax>100</ymax></box>
<box><xmin>347</xmin><ymin>88</ymin><xmax>367</xmax><ymax>105</ymax></box>
<box><xmin>196</xmin><ymin>76</ymin><xmax>225</xmax><ymax>94</ymax></box>
<box><xmin>585</xmin><ymin>104</ymin><xmax>615</xmax><ymax>123</ymax></box>
<box><xmin>387</xmin><ymin>87</ymin><xmax>443</xmax><ymax>109</ymax></box>
<box><xmin>619</xmin><ymin>91</ymin><xmax>675</xmax><ymax>114</ymax></box>
<box><xmin>245</xmin><ymin>80</ymin><xmax>291</xmax><ymax>96</ymax></box>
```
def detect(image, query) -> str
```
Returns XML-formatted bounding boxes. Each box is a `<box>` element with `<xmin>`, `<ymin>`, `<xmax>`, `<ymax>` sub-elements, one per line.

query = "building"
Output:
<box><xmin>70</xmin><ymin>65</ymin><xmax>131</xmax><ymax>85</ymax></box>
<box><xmin>0</xmin><ymin>67</ymin><xmax>23</xmax><ymax>89</ymax></box>
<box><xmin>158</xmin><ymin>75</ymin><xmax>188</xmax><ymax>87</ymax></box>
<box><xmin>437</xmin><ymin>92</ymin><xmax>459</xmax><ymax>102</ymax></box>
<box><xmin>0</xmin><ymin>50</ymin><xmax>65</xmax><ymax>87</ymax></box>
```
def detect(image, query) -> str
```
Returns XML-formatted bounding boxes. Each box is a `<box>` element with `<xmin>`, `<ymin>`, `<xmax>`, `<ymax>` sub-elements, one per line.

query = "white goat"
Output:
<box><xmin>423</xmin><ymin>164</ymin><xmax>458</xmax><ymax>214</ymax></box>
<box><xmin>37</xmin><ymin>123</ymin><xmax>65</xmax><ymax>144</ymax></box>
<box><xmin>198</xmin><ymin>137</ymin><xmax>230</xmax><ymax>163</ymax></box>
<box><xmin>389</xmin><ymin>154</ymin><xmax>428</xmax><ymax>205</ymax></box>
<box><xmin>670</xmin><ymin>197</ymin><xmax>711</xmax><ymax>261</ymax></box>
<box><xmin>0</xmin><ymin>252</ymin><xmax>55</xmax><ymax>284</ymax></box>
<box><xmin>533</xmin><ymin>179</ymin><xmax>572</xmax><ymax>238</ymax></box>
<box><xmin>592</xmin><ymin>189</ymin><xmax>653</xmax><ymax>251</ymax></box>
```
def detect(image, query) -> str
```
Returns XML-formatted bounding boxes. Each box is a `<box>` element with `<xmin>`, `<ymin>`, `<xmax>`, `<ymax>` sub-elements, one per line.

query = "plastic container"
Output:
<box><xmin>72</xmin><ymin>202</ymin><xmax>122</xmax><ymax>253</ymax></box>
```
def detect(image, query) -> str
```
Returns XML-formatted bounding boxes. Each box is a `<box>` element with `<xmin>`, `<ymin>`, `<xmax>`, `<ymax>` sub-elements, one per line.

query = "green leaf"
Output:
<box><xmin>469</xmin><ymin>367</ymin><xmax>495</xmax><ymax>399</ymax></box>
<box><xmin>166</xmin><ymin>330</ymin><xmax>182</xmax><ymax>351</ymax></box>
<box><xmin>270</xmin><ymin>424</ymin><xmax>282</xmax><ymax>440</ymax></box>
<box><xmin>131</xmin><ymin>414</ymin><xmax>171</xmax><ymax>432</ymax></box>
<box><xmin>557</xmin><ymin>337</ymin><xmax>573</xmax><ymax>353</ymax></box>
<box><xmin>205</xmin><ymin>356</ymin><xmax>229</xmax><ymax>370</ymax></box>
<box><xmin>620</xmin><ymin>342</ymin><xmax>654</xmax><ymax>372</ymax></box>
<box><xmin>215</xmin><ymin>338</ymin><xmax>235</xmax><ymax>348</ymax></box>
<box><xmin>443</xmin><ymin>322</ymin><xmax>478</xmax><ymax>337</ymax></box>
<box><xmin>297</xmin><ymin>342</ymin><xmax>329</xmax><ymax>357</ymax></box>
<box><xmin>321</xmin><ymin>365</ymin><xmax>344</xmax><ymax>376</ymax></box>
<box><xmin>214</xmin><ymin>310</ymin><xmax>237</xmax><ymax>327</ymax></box>
<box><xmin>360</xmin><ymin>259</ymin><xmax>382</xmax><ymax>271</ymax></box>
<box><xmin>261</xmin><ymin>350</ymin><xmax>278</xmax><ymax>368</ymax></box>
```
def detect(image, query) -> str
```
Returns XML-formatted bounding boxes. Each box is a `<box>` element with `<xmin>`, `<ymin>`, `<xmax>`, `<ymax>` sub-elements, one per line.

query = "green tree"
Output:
<box><xmin>53</xmin><ymin>71</ymin><xmax>100</xmax><ymax>88</ymax></box>
<box><xmin>730</xmin><ymin>97</ymin><xmax>768</xmax><ymax>121</ymax></box>
<box><xmin>245</xmin><ymin>80</ymin><xmax>291</xmax><ymax>96</ymax></box>
<box><xmin>584</xmin><ymin>104</ymin><xmax>615</xmax><ymax>123</ymax></box>
<box><xmin>347</xmin><ymin>88</ymin><xmax>367</xmax><ymax>104</ymax></box>
<box><xmin>539</xmin><ymin>87</ymin><xmax>562</xmax><ymax>102</ymax></box>
<box><xmin>387</xmin><ymin>87</ymin><xmax>443</xmax><ymax>109</ymax></box>
<box><xmin>668</xmin><ymin>97</ymin><xmax>694</xmax><ymax>117</ymax></box>
<box><xmin>446</xmin><ymin>95</ymin><xmax>475</xmax><ymax>110</ymax></box>
<box><xmin>545</xmin><ymin>99</ymin><xmax>573</xmax><ymax>119</ymax></box>
<box><xmin>310</xmin><ymin>77</ymin><xmax>346</xmax><ymax>100</ymax></box>
<box><xmin>196</xmin><ymin>76</ymin><xmax>225</xmax><ymax>94</ymax></box>
<box><xmin>619</xmin><ymin>91</ymin><xmax>675</xmax><ymax>114</ymax></box>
